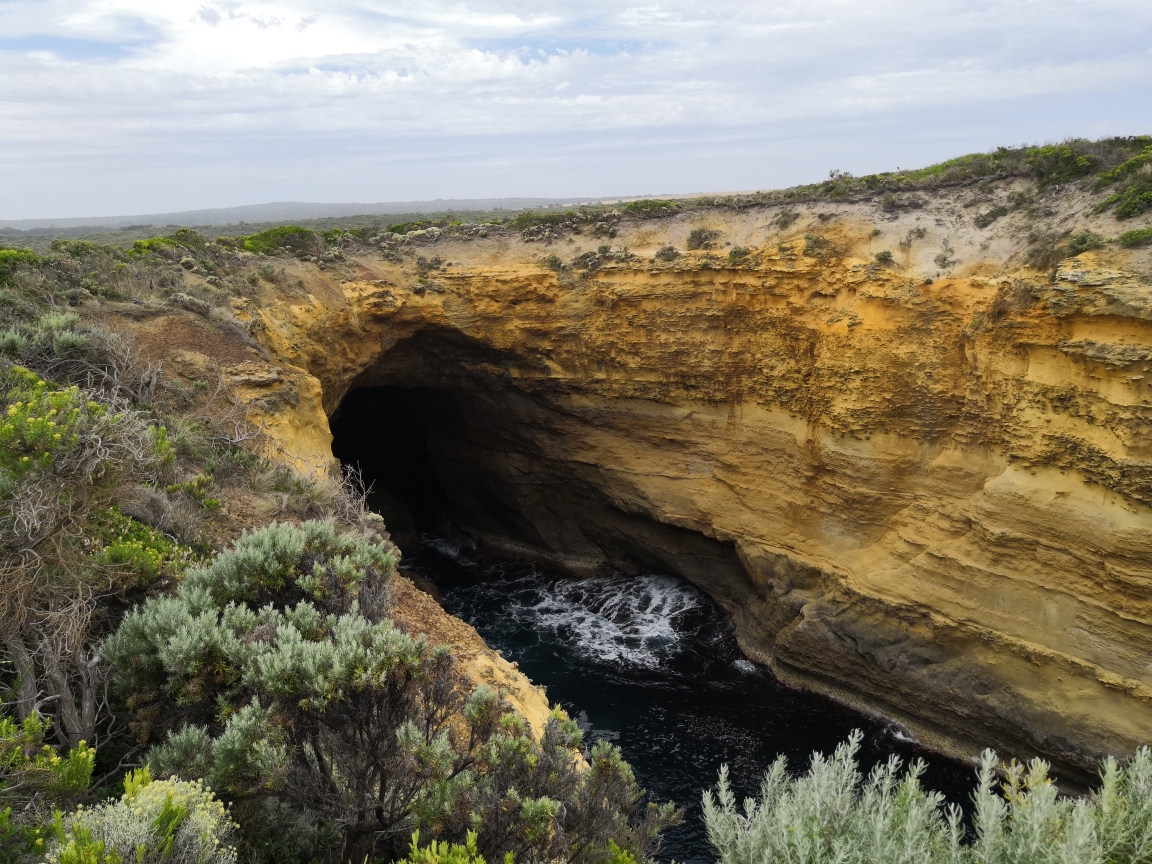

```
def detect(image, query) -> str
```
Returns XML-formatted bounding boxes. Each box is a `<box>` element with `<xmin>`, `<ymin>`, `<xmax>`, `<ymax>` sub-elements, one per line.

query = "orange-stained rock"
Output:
<box><xmin>231</xmin><ymin>189</ymin><xmax>1152</xmax><ymax>781</ymax></box>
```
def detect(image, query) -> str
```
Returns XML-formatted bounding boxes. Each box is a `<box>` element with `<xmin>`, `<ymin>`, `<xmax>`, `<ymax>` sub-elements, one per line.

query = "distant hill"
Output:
<box><xmin>0</xmin><ymin>197</ymin><xmax>632</xmax><ymax>231</ymax></box>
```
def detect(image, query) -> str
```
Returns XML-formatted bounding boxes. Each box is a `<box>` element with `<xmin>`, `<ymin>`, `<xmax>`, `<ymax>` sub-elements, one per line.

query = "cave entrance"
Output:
<box><xmin>329</xmin><ymin>387</ymin><xmax>449</xmax><ymax>545</ymax></box>
<box><xmin>330</xmin><ymin>374</ymin><xmax>756</xmax><ymax>616</ymax></box>
<box><xmin>327</xmin><ymin>325</ymin><xmax>753</xmax><ymax>606</ymax></box>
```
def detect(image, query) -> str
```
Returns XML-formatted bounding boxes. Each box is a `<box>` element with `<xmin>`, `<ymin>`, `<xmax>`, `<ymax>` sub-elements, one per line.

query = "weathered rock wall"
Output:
<box><xmin>233</xmin><ymin>189</ymin><xmax>1152</xmax><ymax>780</ymax></box>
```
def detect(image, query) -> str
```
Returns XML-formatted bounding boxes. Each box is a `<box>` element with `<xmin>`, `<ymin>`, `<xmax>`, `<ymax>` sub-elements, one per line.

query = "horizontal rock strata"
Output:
<box><xmin>236</xmin><ymin>199</ymin><xmax>1152</xmax><ymax>782</ymax></box>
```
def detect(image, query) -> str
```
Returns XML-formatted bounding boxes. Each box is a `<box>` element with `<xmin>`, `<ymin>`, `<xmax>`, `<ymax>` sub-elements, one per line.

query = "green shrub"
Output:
<box><xmin>90</xmin><ymin>507</ymin><xmax>199</xmax><ymax>583</ymax></box>
<box><xmin>130</xmin><ymin>230</ymin><xmax>209</xmax><ymax>256</ymax></box>
<box><xmin>0</xmin><ymin>329</ymin><xmax>28</xmax><ymax>359</ymax></box>
<box><xmin>51</xmin><ymin>331</ymin><xmax>89</xmax><ymax>358</ymax></box>
<box><xmin>623</xmin><ymin>199</ymin><xmax>679</xmax><ymax>218</ymax></box>
<box><xmin>0</xmin><ymin>249</ymin><xmax>43</xmax><ymax>286</ymax></box>
<box><xmin>654</xmin><ymin>245</ymin><xmax>679</xmax><ymax>263</ymax></box>
<box><xmin>686</xmin><ymin>228</ymin><xmax>719</xmax><ymax>250</ymax></box>
<box><xmin>0</xmin><ymin>707</ymin><xmax>94</xmax><ymax>856</ymax></box>
<box><xmin>1067</xmin><ymin>231</ymin><xmax>1106</xmax><ymax>257</ymax></box>
<box><xmin>1026</xmin><ymin>143</ymin><xmax>1097</xmax><ymax>186</ymax></box>
<box><xmin>728</xmin><ymin>247</ymin><xmax>752</xmax><ymax>266</ymax></box>
<box><xmin>0</xmin><ymin>805</ymin><xmax>48</xmax><ymax>864</ymax></box>
<box><xmin>704</xmin><ymin>731</ymin><xmax>1152</xmax><ymax>864</ymax></box>
<box><xmin>1093</xmin><ymin>142</ymin><xmax>1152</xmax><ymax>219</ymax></box>
<box><xmin>0</xmin><ymin>367</ymin><xmax>92</xmax><ymax>484</ymax></box>
<box><xmin>129</xmin><ymin>235</ymin><xmax>178</xmax><ymax>255</ymax></box>
<box><xmin>1101</xmin><ymin>176</ymin><xmax>1152</xmax><ymax>220</ymax></box>
<box><xmin>1096</xmin><ymin>141</ymin><xmax>1152</xmax><ymax>187</ymax></box>
<box><xmin>47</xmin><ymin>767</ymin><xmax>238</xmax><ymax>864</ymax></box>
<box><xmin>400</xmin><ymin>830</ymin><xmax>500</xmax><ymax>864</ymax></box>
<box><xmin>1</xmin><ymin>367</ymin><xmax>177</xmax><ymax>751</ymax></box>
<box><xmin>103</xmin><ymin>522</ymin><xmax>677</xmax><ymax>863</ymax></box>
<box><xmin>386</xmin><ymin>221</ymin><xmax>434</xmax><ymax>235</ymax></box>
<box><xmin>974</xmin><ymin>205</ymin><xmax>1009</xmax><ymax>228</ymax></box>
<box><xmin>1119</xmin><ymin>227</ymin><xmax>1152</xmax><ymax>248</ymax></box>
<box><xmin>873</xmin><ymin>250</ymin><xmax>894</xmax><ymax>265</ymax></box>
<box><xmin>803</xmin><ymin>234</ymin><xmax>831</xmax><ymax>258</ymax></box>
<box><xmin>0</xmin><ymin>712</ymin><xmax>95</xmax><ymax>805</ymax></box>
<box><xmin>48</xmin><ymin>240</ymin><xmax>100</xmax><ymax>258</ymax></box>
<box><xmin>241</xmin><ymin>227</ymin><xmax>317</xmax><ymax>256</ymax></box>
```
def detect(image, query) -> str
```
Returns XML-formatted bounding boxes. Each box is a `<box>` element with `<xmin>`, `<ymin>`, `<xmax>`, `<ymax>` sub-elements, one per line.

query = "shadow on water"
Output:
<box><xmin>403</xmin><ymin>537</ymin><xmax>978</xmax><ymax>864</ymax></box>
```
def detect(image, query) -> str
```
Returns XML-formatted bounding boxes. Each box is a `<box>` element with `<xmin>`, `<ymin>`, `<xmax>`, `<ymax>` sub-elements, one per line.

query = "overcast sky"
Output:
<box><xmin>1</xmin><ymin>0</ymin><xmax>1150</xmax><ymax>219</ymax></box>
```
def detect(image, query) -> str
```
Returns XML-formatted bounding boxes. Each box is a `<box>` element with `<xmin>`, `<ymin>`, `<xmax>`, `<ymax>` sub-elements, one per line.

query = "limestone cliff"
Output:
<box><xmin>227</xmin><ymin>179</ymin><xmax>1152</xmax><ymax>781</ymax></box>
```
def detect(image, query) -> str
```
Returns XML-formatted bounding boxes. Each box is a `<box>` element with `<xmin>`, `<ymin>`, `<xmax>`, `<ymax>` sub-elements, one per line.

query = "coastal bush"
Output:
<box><xmin>654</xmin><ymin>245</ymin><xmax>679</xmax><ymax>263</ymax></box>
<box><xmin>241</xmin><ymin>227</ymin><xmax>318</xmax><ymax>256</ymax></box>
<box><xmin>686</xmin><ymin>228</ymin><xmax>719</xmax><ymax>250</ymax></box>
<box><xmin>0</xmin><ymin>710</ymin><xmax>95</xmax><ymax>807</ymax></box>
<box><xmin>974</xmin><ymin>205</ymin><xmax>1009</xmax><ymax>228</ymax></box>
<box><xmin>727</xmin><ymin>247</ymin><xmax>752</xmax><ymax>266</ymax></box>
<box><xmin>934</xmin><ymin>239</ymin><xmax>958</xmax><ymax>270</ymax></box>
<box><xmin>1025</xmin><ymin>143</ymin><xmax>1097</xmax><ymax>187</ymax></box>
<box><xmin>0</xmin><ymin>249</ymin><xmax>44</xmax><ymax>287</ymax></box>
<box><xmin>1093</xmin><ymin>141</ymin><xmax>1152</xmax><ymax>219</ymax></box>
<box><xmin>1067</xmin><ymin>231</ymin><xmax>1105</xmax><ymax>257</ymax></box>
<box><xmin>103</xmin><ymin>521</ymin><xmax>678</xmax><ymax>863</ymax></box>
<box><xmin>1100</xmin><ymin>175</ymin><xmax>1152</xmax><ymax>220</ymax></box>
<box><xmin>623</xmin><ymin>200</ymin><xmax>679</xmax><ymax>219</ymax></box>
<box><xmin>0</xmin><ymin>364</ymin><xmax>176</xmax><ymax>752</ymax></box>
<box><xmin>705</xmin><ymin>730</ymin><xmax>1152</xmax><ymax>864</ymax></box>
<box><xmin>400</xmin><ymin>830</ymin><xmax>494</xmax><ymax>864</ymax></box>
<box><xmin>46</xmin><ymin>767</ymin><xmax>239</xmax><ymax>864</ymax></box>
<box><xmin>1119</xmin><ymin>227</ymin><xmax>1152</xmax><ymax>248</ymax></box>
<box><xmin>803</xmin><ymin>234</ymin><xmax>831</xmax><ymax>259</ymax></box>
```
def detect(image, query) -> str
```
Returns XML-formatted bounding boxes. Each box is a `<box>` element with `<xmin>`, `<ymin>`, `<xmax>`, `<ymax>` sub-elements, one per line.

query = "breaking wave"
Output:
<box><xmin>497</xmin><ymin>573</ymin><xmax>706</xmax><ymax>669</ymax></box>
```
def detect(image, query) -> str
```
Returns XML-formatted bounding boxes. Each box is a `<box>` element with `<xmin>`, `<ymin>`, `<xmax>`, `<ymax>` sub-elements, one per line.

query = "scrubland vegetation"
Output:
<box><xmin>705</xmin><ymin>732</ymin><xmax>1152</xmax><ymax>864</ymax></box>
<box><xmin>0</xmin><ymin>231</ymin><xmax>677</xmax><ymax>863</ymax></box>
<box><xmin>2</xmin><ymin>134</ymin><xmax>1152</xmax><ymax>862</ymax></box>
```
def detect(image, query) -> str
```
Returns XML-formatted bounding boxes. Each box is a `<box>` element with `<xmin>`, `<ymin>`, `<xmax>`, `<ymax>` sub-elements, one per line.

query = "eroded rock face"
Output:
<box><xmin>238</xmin><ymin>205</ymin><xmax>1152</xmax><ymax>781</ymax></box>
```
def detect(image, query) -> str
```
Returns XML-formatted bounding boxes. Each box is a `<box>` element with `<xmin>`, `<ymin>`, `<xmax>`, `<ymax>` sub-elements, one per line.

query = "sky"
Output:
<box><xmin>1</xmin><ymin>0</ymin><xmax>1150</xmax><ymax>219</ymax></box>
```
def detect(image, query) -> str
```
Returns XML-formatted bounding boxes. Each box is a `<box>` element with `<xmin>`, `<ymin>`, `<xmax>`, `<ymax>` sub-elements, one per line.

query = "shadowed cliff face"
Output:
<box><xmin>232</xmin><ymin>190</ymin><xmax>1152</xmax><ymax>782</ymax></box>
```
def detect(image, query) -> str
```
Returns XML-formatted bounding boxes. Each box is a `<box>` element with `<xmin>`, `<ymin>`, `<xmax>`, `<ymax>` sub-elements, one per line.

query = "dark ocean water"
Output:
<box><xmin>403</xmin><ymin>537</ymin><xmax>977</xmax><ymax>863</ymax></box>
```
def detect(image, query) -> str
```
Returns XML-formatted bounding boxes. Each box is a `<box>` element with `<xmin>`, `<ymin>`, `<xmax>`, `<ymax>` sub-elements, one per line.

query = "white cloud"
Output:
<box><xmin>0</xmin><ymin>0</ymin><xmax>1150</xmax><ymax>217</ymax></box>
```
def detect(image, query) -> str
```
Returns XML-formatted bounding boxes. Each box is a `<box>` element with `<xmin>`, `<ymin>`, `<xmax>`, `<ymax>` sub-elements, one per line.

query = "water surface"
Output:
<box><xmin>404</xmin><ymin>538</ymin><xmax>976</xmax><ymax>863</ymax></box>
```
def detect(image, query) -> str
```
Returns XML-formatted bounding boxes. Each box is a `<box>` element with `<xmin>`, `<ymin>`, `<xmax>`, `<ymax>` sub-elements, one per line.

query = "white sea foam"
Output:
<box><xmin>888</xmin><ymin>726</ymin><xmax>919</xmax><ymax>744</ymax></box>
<box><xmin>507</xmin><ymin>574</ymin><xmax>704</xmax><ymax>669</ymax></box>
<box><xmin>422</xmin><ymin>533</ymin><xmax>471</xmax><ymax>560</ymax></box>
<box><xmin>733</xmin><ymin>658</ymin><xmax>761</xmax><ymax>674</ymax></box>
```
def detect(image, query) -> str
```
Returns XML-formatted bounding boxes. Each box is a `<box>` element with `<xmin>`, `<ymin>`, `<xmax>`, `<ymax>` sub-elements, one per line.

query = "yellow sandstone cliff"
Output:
<box><xmin>219</xmin><ymin>180</ymin><xmax>1152</xmax><ymax>781</ymax></box>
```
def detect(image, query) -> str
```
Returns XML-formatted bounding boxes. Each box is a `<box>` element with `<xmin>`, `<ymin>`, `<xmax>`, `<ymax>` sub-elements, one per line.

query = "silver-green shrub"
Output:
<box><xmin>103</xmin><ymin>521</ymin><xmax>678</xmax><ymax>864</ymax></box>
<box><xmin>704</xmin><ymin>729</ymin><xmax>1152</xmax><ymax>864</ymax></box>
<box><xmin>47</xmin><ymin>767</ymin><xmax>238</xmax><ymax>864</ymax></box>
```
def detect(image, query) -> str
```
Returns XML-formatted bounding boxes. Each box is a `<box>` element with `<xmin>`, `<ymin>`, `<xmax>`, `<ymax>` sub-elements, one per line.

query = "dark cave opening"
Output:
<box><xmin>329</xmin><ymin>386</ymin><xmax>449</xmax><ymax>542</ymax></box>
<box><xmin>328</xmin><ymin>371</ymin><xmax>758</xmax><ymax>593</ymax></box>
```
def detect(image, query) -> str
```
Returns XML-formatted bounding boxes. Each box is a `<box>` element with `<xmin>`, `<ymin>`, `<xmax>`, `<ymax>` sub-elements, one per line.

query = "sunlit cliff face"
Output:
<box><xmin>223</xmin><ymin>187</ymin><xmax>1152</xmax><ymax>783</ymax></box>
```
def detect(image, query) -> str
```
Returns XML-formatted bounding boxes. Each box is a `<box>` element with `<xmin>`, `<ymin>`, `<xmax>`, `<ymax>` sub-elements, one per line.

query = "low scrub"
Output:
<box><xmin>103</xmin><ymin>521</ymin><xmax>679</xmax><ymax>863</ymax></box>
<box><xmin>727</xmin><ymin>247</ymin><xmax>752</xmax><ymax>266</ymax></box>
<box><xmin>1119</xmin><ymin>227</ymin><xmax>1152</xmax><ymax>248</ymax></box>
<box><xmin>46</xmin><ymin>767</ymin><xmax>238</xmax><ymax>864</ymax></box>
<box><xmin>687</xmin><ymin>228</ymin><xmax>720</xmax><ymax>250</ymax></box>
<box><xmin>240</xmin><ymin>226</ymin><xmax>319</xmax><ymax>256</ymax></box>
<box><xmin>0</xmin><ymin>249</ymin><xmax>45</xmax><ymax>287</ymax></box>
<box><xmin>1094</xmin><ymin>140</ymin><xmax>1152</xmax><ymax>220</ymax></box>
<box><xmin>622</xmin><ymin>200</ymin><xmax>679</xmax><ymax>219</ymax></box>
<box><xmin>705</xmin><ymin>730</ymin><xmax>1152</xmax><ymax>864</ymax></box>
<box><xmin>1067</xmin><ymin>231</ymin><xmax>1106</xmax><ymax>257</ymax></box>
